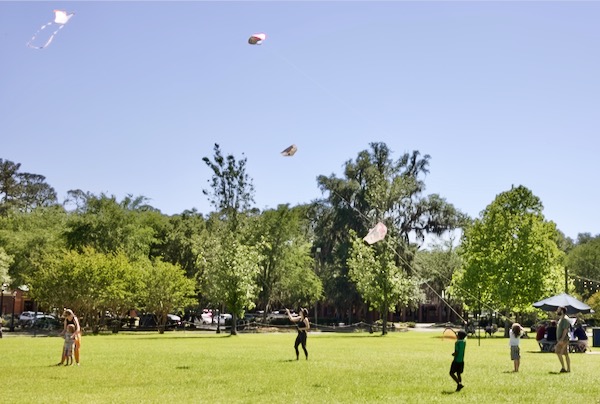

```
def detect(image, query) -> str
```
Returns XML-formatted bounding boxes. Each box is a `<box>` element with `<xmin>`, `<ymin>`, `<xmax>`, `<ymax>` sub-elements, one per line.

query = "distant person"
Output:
<box><xmin>573</xmin><ymin>323</ymin><xmax>588</xmax><ymax>352</ymax></box>
<box><xmin>57</xmin><ymin>323</ymin><xmax>76</xmax><ymax>366</ymax></box>
<box><xmin>535</xmin><ymin>321</ymin><xmax>547</xmax><ymax>347</ymax></box>
<box><xmin>62</xmin><ymin>309</ymin><xmax>82</xmax><ymax>365</ymax></box>
<box><xmin>509</xmin><ymin>323</ymin><xmax>524</xmax><ymax>372</ymax></box>
<box><xmin>555</xmin><ymin>307</ymin><xmax>571</xmax><ymax>373</ymax></box>
<box><xmin>546</xmin><ymin>320</ymin><xmax>557</xmax><ymax>342</ymax></box>
<box><xmin>286</xmin><ymin>308</ymin><xmax>310</xmax><ymax>360</ymax></box>
<box><xmin>450</xmin><ymin>330</ymin><xmax>467</xmax><ymax>392</ymax></box>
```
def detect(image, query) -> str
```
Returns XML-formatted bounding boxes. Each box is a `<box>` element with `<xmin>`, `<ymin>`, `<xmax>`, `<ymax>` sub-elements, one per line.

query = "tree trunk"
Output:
<box><xmin>382</xmin><ymin>308</ymin><xmax>388</xmax><ymax>336</ymax></box>
<box><xmin>231</xmin><ymin>313</ymin><xmax>237</xmax><ymax>335</ymax></box>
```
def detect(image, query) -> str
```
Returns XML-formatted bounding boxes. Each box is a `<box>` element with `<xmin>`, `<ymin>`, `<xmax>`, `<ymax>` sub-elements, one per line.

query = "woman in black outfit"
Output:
<box><xmin>286</xmin><ymin>308</ymin><xmax>310</xmax><ymax>360</ymax></box>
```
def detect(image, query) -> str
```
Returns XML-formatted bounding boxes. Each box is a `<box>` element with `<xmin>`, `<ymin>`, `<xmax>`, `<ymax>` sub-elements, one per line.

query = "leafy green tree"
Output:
<box><xmin>202</xmin><ymin>143</ymin><xmax>255</xmax><ymax>231</ymax></box>
<box><xmin>0</xmin><ymin>159</ymin><xmax>57</xmax><ymax>215</ymax></box>
<box><xmin>0</xmin><ymin>205</ymin><xmax>67</xmax><ymax>287</ymax></box>
<box><xmin>155</xmin><ymin>209</ymin><xmax>207</xmax><ymax>279</ymax></box>
<box><xmin>315</xmin><ymin>142</ymin><xmax>464</xmax><ymax>323</ymax></box>
<box><xmin>251</xmin><ymin>205</ymin><xmax>322</xmax><ymax>316</ymax></box>
<box><xmin>414</xmin><ymin>239</ymin><xmax>462</xmax><ymax>322</ymax></box>
<box><xmin>0</xmin><ymin>247</ymin><xmax>13</xmax><ymax>286</ymax></box>
<box><xmin>137</xmin><ymin>258</ymin><xmax>196</xmax><ymax>334</ymax></box>
<box><xmin>64</xmin><ymin>193</ymin><xmax>161</xmax><ymax>260</ymax></box>
<box><xmin>200</xmin><ymin>229</ymin><xmax>261</xmax><ymax>335</ymax></box>
<box><xmin>347</xmin><ymin>232</ymin><xmax>420</xmax><ymax>334</ymax></box>
<box><xmin>567</xmin><ymin>234</ymin><xmax>600</xmax><ymax>299</ymax></box>
<box><xmin>452</xmin><ymin>185</ymin><xmax>565</xmax><ymax>318</ymax></box>
<box><xmin>200</xmin><ymin>145</ymin><xmax>261</xmax><ymax>334</ymax></box>
<box><xmin>29</xmin><ymin>248</ymin><xmax>143</xmax><ymax>332</ymax></box>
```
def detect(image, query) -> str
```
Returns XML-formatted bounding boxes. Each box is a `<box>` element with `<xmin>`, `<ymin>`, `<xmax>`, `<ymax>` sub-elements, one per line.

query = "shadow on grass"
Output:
<box><xmin>441</xmin><ymin>390</ymin><xmax>459</xmax><ymax>395</ymax></box>
<box><xmin>175</xmin><ymin>366</ymin><xmax>191</xmax><ymax>370</ymax></box>
<box><xmin>122</xmin><ymin>334</ymin><xmax>234</xmax><ymax>340</ymax></box>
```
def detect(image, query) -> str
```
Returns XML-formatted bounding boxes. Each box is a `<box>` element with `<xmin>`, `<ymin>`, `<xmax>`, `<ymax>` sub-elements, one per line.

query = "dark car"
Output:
<box><xmin>138</xmin><ymin>314</ymin><xmax>182</xmax><ymax>330</ymax></box>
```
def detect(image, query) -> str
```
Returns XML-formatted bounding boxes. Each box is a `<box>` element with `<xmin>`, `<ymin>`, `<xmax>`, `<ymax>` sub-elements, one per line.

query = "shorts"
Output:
<box><xmin>555</xmin><ymin>340</ymin><xmax>569</xmax><ymax>354</ymax></box>
<box><xmin>450</xmin><ymin>361</ymin><xmax>464</xmax><ymax>375</ymax></box>
<box><xmin>510</xmin><ymin>346</ymin><xmax>520</xmax><ymax>360</ymax></box>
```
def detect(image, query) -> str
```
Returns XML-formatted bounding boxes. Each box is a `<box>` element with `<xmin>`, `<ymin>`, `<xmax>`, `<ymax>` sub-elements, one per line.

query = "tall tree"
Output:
<box><xmin>200</xmin><ymin>145</ymin><xmax>260</xmax><ymax>334</ymax></box>
<box><xmin>137</xmin><ymin>258</ymin><xmax>196</xmax><ymax>334</ymax></box>
<box><xmin>200</xmin><ymin>227</ymin><xmax>261</xmax><ymax>335</ymax></box>
<box><xmin>315</xmin><ymin>142</ymin><xmax>464</xmax><ymax>324</ymax></box>
<box><xmin>452</xmin><ymin>185</ymin><xmax>565</xmax><ymax>318</ymax></box>
<box><xmin>202</xmin><ymin>143</ymin><xmax>255</xmax><ymax>231</ymax></box>
<box><xmin>251</xmin><ymin>204</ymin><xmax>322</xmax><ymax>316</ymax></box>
<box><xmin>347</xmin><ymin>232</ymin><xmax>420</xmax><ymax>334</ymax></box>
<box><xmin>0</xmin><ymin>159</ymin><xmax>57</xmax><ymax>215</ymax></box>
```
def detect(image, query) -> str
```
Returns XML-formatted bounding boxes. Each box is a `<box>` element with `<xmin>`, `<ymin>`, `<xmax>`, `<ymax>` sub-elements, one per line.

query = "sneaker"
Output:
<box><xmin>456</xmin><ymin>384</ymin><xmax>464</xmax><ymax>392</ymax></box>
<box><xmin>560</xmin><ymin>368</ymin><xmax>568</xmax><ymax>373</ymax></box>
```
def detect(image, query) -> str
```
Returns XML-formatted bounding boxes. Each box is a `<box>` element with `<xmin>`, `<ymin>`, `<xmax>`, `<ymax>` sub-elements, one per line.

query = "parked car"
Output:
<box><xmin>31</xmin><ymin>315</ymin><xmax>61</xmax><ymax>330</ymax></box>
<box><xmin>19</xmin><ymin>311</ymin><xmax>45</xmax><ymax>326</ymax></box>
<box><xmin>138</xmin><ymin>313</ymin><xmax>182</xmax><ymax>329</ymax></box>
<box><xmin>200</xmin><ymin>309</ymin><xmax>213</xmax><ymax>325</ymax></box>
<box><xmin>214</xmin><ymin>313</ymin><xmax>232</xmax><ymax>325</ymax></box>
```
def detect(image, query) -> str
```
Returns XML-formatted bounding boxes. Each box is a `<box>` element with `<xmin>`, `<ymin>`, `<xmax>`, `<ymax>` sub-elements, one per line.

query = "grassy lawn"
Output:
<box><xmin>1</xmin><ymin>329</ymin><xmax>599</xmax><ymax>403</ymax></box>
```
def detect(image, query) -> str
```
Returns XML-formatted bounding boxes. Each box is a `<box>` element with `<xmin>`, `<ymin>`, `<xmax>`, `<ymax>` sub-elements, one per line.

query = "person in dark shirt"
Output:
<box><xmin>286</xmin><ymin>308</ymin><xmax>310</xmax><ymax>360</ymax></box>
<box><xmin>546</xmin><ymin>320</ymin><xmax>557</xmax><ymax>341</ymax></box>
<box><xmin>573</xmin><ymin>323</ymin><xmax>588</xmax><ymax>352</ymax></box>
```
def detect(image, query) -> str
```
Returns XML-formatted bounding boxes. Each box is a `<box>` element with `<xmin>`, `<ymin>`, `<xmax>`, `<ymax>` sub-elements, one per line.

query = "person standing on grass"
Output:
<box><xmin>450</xmin><ymin>330</ymin><xmax>467</xmax><ymax>392</ymax></box>
<box><xmin>286</xmin><ymin>308</ymin><xmax>310</xmax><ymax>360</ymax></box>
<box><xmin>62</xmin><ymin>309</ymin><xmax>82</xmax><ymax>365</ymax></box>
<box><xmin>555</xmin><ymin>306</ymin><xmax>571</xmax><ymax>373</ymax></box>
<box><xmin>57</xmin><ymin>323</ymin><xmax>76</xmax><ymax>366</ymax></box>
<box><xmin>509</xmin><ymin>323</ymin><xmax>524</xmax><ymax>372</ymax></box>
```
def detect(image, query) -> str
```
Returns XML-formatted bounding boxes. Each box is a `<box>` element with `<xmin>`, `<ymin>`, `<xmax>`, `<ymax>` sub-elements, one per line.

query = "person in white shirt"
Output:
<box><xmin>509</xmin><ymin>323</ymin><xmax>524</xmax><ymax>372</ymax></box>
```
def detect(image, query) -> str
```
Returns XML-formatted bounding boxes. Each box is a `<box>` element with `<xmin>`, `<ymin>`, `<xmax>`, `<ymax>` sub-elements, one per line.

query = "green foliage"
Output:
<box><xmin>200</xmin><ymin>226</ymin><xmax>262</xmax><ymax>334</ymax></box>
<box><xmin>0</xmin><ymin>159</ymin><xmax>57</xmax><ymax>215</ymax></box>
<box><xmin>252</xmin><ymin>204</ymin><xmax>322</xmax><ymax>311</ymax></box>
<box><xmin>137</xmin><ymin>258</ymin><xmax>196</xmax><ymax>333</ymax></box>
<box><xmin>0</xmin><ymin>205</ymin><xmax>67</xmax><ymax>286</ymax></box>
<box><xmin>0</xmin><ymin>246</ymin><xmax>12</xmax><ymax>285</ymax></box>
<box><xmin>453</xmin><ymin>185</ymin><xmax>565</xmax><ymax>314</ymax></box>
<box><xmin>64</xmin><ymin>193</ymin><xmax>163</xmax><ymax>261</ymax></box>
<box><xmin>315</xmin><ymin>142</ymin><xmax>464</xmax><ymax>322</ymax></box>
<box><xmin>202</xmin><ymin>143</ymin><xmax>255</xmax><ymax>230</ymax></box>
<box><xmin>29</xmin><ymin>248</ymin><xmax>143</xmax><ymax>328</ymax></box>
<box><xmin>567</xmin><ymin>234</ymin><xmax>600</xmax><ymax>299</ymax></box>
<box><xmin>347</xmin><ymin>232</ymin><xmax>420</xmax><ymax>334</ymax></box>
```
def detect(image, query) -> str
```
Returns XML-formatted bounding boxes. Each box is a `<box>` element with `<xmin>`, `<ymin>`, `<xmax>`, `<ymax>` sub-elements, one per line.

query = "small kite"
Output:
<box><xmin>27</xmin><ymin>10</ymin><xmax>74</xmax><ymax>50</ymax></box>
<box><xmin>363</xmin><ymin>222</ymin><xmax>387</xmax><ymax>245</ymax></box>
<box><xmin>281</xmin><ymin>144</ymin><xmax>297</xmax><ymax>157</ymax></box>
<box><xmin>248</xmin><ymin>33</ymin><xmax>266</xmax><ymax>45</ymax></box>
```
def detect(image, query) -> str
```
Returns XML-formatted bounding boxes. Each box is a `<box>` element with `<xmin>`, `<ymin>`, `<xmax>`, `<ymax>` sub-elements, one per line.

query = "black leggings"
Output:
<box><xmin>294</xmin><ymin>331</ymin><xmax>308</xmax><ymax>359</ymax></box>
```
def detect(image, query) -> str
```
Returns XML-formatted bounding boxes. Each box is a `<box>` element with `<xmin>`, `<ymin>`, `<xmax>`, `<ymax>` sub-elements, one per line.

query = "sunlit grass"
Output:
<box><xmin>1</xmin><ymin>330</ymin><xmax>599</xmax><ymax>403</ymax></box>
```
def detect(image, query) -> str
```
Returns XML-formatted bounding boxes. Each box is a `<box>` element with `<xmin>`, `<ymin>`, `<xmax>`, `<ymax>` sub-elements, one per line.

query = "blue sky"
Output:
<box><xmin>1</xmin><ymin>1</ymin><xmax>599</xmax><ymax>241</ymax></box>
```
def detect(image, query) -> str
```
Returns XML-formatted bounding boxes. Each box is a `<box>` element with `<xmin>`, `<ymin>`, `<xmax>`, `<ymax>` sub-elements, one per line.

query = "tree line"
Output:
<box><xmin>1</xmin><ymin>143</ymin><xmax>599</xmax><ymax>334</ymax></box>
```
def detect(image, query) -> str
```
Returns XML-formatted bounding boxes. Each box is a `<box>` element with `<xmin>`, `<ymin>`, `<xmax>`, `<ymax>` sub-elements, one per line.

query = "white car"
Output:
<box><xmin>215</xmin><ymin>313</ymin><xmax>232</xmax><ymax>325</ymax></box>
<box><xmin>19</xmin><ymin>311</ymin><xmax>44</xmax><ymax>326</ymax></box>
<box><xmin>19</xmin><ymin>311</ymin><xmax>44</xmax><ymax>323</ymax></box>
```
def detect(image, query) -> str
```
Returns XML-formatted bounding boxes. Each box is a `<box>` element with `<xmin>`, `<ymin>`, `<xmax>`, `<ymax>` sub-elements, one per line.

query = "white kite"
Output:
<box><xmin>27</xmin><ymin>10</ymin><xmax>74</xmax><ymax>50</ymax></box>
<box><xmin>248</xmin><ymin>33</ymin><xmax>266</xmax><ymax>45</ymax></box>
<box><xmin>363</xmin><ymin>222</ymin><xmax>387</xmax><ymax>245</ymax></box>
<box><xmin>281</xmin><ymin>144</ymin><xmax>297</xmax><ymax>157</ymax></box>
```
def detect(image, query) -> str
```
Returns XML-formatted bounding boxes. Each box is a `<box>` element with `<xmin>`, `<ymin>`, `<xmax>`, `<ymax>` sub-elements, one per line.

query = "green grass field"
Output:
<box><xmin>1</xmin><ymin>329</ymin><xmax>599</xmax><ymax>403</ymax></box>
